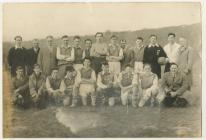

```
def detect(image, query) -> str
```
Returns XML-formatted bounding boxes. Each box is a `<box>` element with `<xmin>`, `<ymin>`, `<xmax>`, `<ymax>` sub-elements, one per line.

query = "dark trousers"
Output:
<box><xmin>163</xmin><ymin>92</ymin><xmax>188</xmax><ymax>107</ymax></box>
<box><xmin>13</xmin><ymin>89</ymin><xmax>31</xmax><ymax>109</ymax></box>
<box><xmin>91</xmin><ymin>57</ymin><xmax>106</xmax><ymax>75</ymax></box>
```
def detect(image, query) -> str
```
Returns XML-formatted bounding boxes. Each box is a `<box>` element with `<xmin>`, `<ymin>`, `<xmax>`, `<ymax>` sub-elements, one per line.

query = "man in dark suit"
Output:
<box><xmin>27</xmin><ymin>39</ymin><xmax>40</xmax><ymax>75</ymax></box>
<box><xmin>8</xmin><ymin>36</ymin><xmax>27</xmax><ymax>77</ymax></box>
<box><xmin>143</xmin><ymin>34</ymin><xmax>167</xmax><ymax>79</ymax></box>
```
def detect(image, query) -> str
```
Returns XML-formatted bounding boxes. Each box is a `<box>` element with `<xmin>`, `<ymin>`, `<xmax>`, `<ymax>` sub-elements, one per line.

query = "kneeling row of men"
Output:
<box><xmin>11</xmin><ymin>57</ymin><xmax>190</xmax><ymax>109</ymax></box>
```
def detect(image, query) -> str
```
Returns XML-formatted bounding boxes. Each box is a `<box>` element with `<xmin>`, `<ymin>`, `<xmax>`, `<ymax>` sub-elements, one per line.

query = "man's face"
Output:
<box><xmin>15</xmin><ymin>37</ymin><xmax>22</xmax><ymax>46</ymax></box>
<box><xmin>111</xmin><ymin>37</ymin><xmax>118</xmax><ymax>44</ymax></box>
<box><xmin>66</xmin><ymin>71</ymin><xmax>73</xmax><ymax>77</ymax></box>
<box><xmin>150</xmin><ymin>36</ymin><xmax>157</xmax><ymax>44</ymax></box>
<box><xmin>33</xmin><ymin>40</ymin><xmax>39</xmax><ymax>48</ymax></box>
<box><xmin>168</xmin><ymin>35</ymin><xmax>175</xmax><ymax>44</ymax></box>
<box><xmin>136</xmin><ymin>39</ymin><xmax>143</xmax><ymax>46</ymax></box>
<box><xmin>144</xmin><ymin>65</ymin><xmax>151</xmax><ymax>73</ymax></box>
<box><xmin>102</xmin><ymin>65</ymin><xmax>109</xmax><ymax>73</ymax></box>
<box><xmin>95</xmin><ymin>34</ymin><xmax>103</xmax><ymax>42</ymax></box>
<box><xmin>170</xmin><ymin>65</ymin><xmax>178</xmax><ymax>74</ymax></box>
<box><xmin>74</xmin><ymin>38</ymin><xmax>80</xmax><ymax>46</ymax></box>
<box><xmin>47</xmin><ymin>37</ymin><xmax>53</xmax><ymax>46</ymax></box>
<box><xmin>125</xmin><ymin>66</ymin><xmax>132</xmax><ymax>73</ymax></box>
<box><xmin>84</xmin><ymin>59</ymin><xmax>91</xmax><ymax>68</ymax></box>
<box><xmin>179</xmin><ymin>38</ymin><xmax>187</xmax><ymax>47</ymax></box>
<box><xmin>51</xmin><ymin>70</ymin><xmax>58</xmax><ymax>79</ymax></box>
<box><xmin>16</xmin><ymin>69</ymin><xmax>24</xmax><ymax>77</ymax></box>
<box><xmin>120</xmin><ymin>41</ymin><xmax>127</xmax><ymax>49</ymax></box>
<box><xmin>62</xmin><ymin>37</ymin><xmax>69</xmax><ymax>46</ymax></box>
<box><xmin>85</xmin><ymin>40</ymin><xmax>92</xmax><ymax>48</ymax></box>
<box><xmin>34</xmin><ymin>67</ymin><xmax>41</xmax><ymax>75</ymax></box>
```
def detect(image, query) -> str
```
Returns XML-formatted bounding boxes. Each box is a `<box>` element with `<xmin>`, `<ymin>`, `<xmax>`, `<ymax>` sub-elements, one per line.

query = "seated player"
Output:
<box><xmin>137</xmin><ymin>64</ymin><xmax>159</xmax><ymax>107</ymax></box>
<box><xmin>118</xmin><ymin>64</ymin><xmax>138</xmax><ymax>107</ymax></box>
<box><xmin>71</xmin><ymin>58</ymin><xmax>96</xmax><ymax>107</ymax></box>
<box><xmin>46</xmin><ymin>67</ymin><xmax>63</xmax><ymax>105</ymax></box>
<box><xmin>29</xmin><ymin>64</ymin><xmax>47</xmax><ymax>109</ymax></box>
<box><xmin>96</xmin><ymin>62</ymin><xmax>119</xmax><ymax>106</ymax></box>
<box><xmin>161</xmin><ymin>63</ymin><xmax>190</xmax><ymax>107</ymax></box>
<box><xmin>11</xmin><ymin>66</ymin><xmax>31</xmax><ymax>109</ymax></box>
<box><xmin>60</xmin><ymin>65</ymin><xmax>77</xmax><ymax>106</ymax></box>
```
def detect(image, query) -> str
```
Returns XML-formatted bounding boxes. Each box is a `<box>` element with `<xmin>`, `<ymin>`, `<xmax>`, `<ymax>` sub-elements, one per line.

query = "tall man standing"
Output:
<box><xmin>106</xmin><ymin>35</ymin><xmax>123</xmax><ymax>75</ymax></box>
<box><xmin>56</xmin><ymin>35</ymin><xmax>74</xmax><ymax>78</ymax></box>
<box><xmin>120</xmin><ymin>39</ymin><xmax>134</xmax><ymax>70</ymax></box>
<box><xmin>143</xmin><ymin>34</ymin><xmax>167</xmax><ymax>79</ymax></box>
<box><xmin>163</xmin><ymin>33</ymin><xmax>180</xmax><ymax>72</ymax></box>
<box><xmin>8</xmin><ymin>36</ymin><xmax>27</xmax><ymax>77</ymax></box>
<box><xmin>90</xmin><ymin>32</ymin><xmax>108</xmax><ymax>75</ymax></box>
<box><xmin>27</xmin><ymin>39</ymin><xmax>40</xmax><ymax>75</ymax></box>
<box><xmin>38</xmin><ymin>35</ymin><xmax>57</xmax><ymax>76</ymax></box>
<box><xmin>73</xmin><ymin>36</ymin><xmax>84</xmax><ymax>71</ymax></box>
<box><xmin>133</xmin><ymin>37</ymin><xmax>145</xmax><ymax>73</ymax></box>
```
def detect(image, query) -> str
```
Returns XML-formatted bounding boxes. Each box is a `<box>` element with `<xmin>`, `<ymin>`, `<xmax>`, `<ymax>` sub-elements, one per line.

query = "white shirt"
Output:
<box><xmin>15</xmin><ymin>45</ymin><xmax>23</xmax><ymax>49</ymax></box>
<box><xmin>164</xmin><ymin>42</ymin><xmax>180</xmax><ymax>63</ymax></box>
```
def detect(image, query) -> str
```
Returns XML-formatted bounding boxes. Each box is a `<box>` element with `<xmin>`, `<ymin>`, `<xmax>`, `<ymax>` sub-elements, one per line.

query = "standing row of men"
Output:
<box><xmin>8</xmin><ymin>32</ymin><xmax>194</xmax><ymax>109</ymax></box>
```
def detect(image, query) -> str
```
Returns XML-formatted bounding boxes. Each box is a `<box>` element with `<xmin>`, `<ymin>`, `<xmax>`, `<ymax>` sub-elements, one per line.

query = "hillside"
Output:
<box><xmin>3</xmin><ymin>23</ymin><xmax>201</xmax><ymax>68</ymax></box>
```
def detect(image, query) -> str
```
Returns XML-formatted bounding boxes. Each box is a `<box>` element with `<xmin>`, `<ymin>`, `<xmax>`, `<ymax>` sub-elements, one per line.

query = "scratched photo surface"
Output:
<box><xmin>3</xmin><ymin>3</ymin><xmax>202</xmax><ymax>138</ymax></box>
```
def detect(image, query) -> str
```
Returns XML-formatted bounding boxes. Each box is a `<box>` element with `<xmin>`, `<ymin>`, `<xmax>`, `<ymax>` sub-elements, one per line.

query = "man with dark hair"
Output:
<box><xmin>96</xmin><ymin>62</ymin><xmax>119</xmax><ymax>106</ymax></box>
<box><xmin>56</xmin><ymin>35</ymin><xmax>74</xmax><ymax>78</ymax></box>
<box><xmin>29</xmin><ymin>64</ymin><xmax>47</xmax><ymax>109</ymax></box>
<box><xmin>46</xmin><ymin>67</ymin><xmax>63</xmax><ymax>105</ymax></box>
<box><xmin>72</xmin><ymin>58</ymin><xmax>96</xmax><ymax>106</ymax></box>
<box><xmin>11</xmin><ymin>66</ymin><xmax>31</xmax><ymax>109</ymax></box>
<box><xmin>161</xmin><ymin>63</ymin><xmax>190</xmax><ymax>107</ymax></box>
<box><xmin>8</xmin><ymin>36</ymin><xmax>27</xmax><ymax>77</ymax></box>
<box><xmin>120</xmin><ymin>39</ymin><xmax>134</xmax><ymax>70</ymax></box>
<box><xmin>90</xmin><ymin>32</ymin><xmax>108</xmax><ymax>75</ymax></box>
<box><xmin>60</xmin><ymin>65</ymin><xmax>77</xmax><ymax>106</ymax></box>
<box><xmin>73</xmin><ymin>36</ymin><xmax>84</xmax><ymax>71</ymax></box>
<box><xmin>27</xmin><ymin>39</ymin><xmax>40</xmax><ymax>75</ymax></box>
<box><xmin>106</xmin><ymin>35</ymin><xmax>123</xmax><ymax>75</ymax></box>
<box><xmin>133</xmin><ymin>37</ymin><xmax>145</xmax><ymax>73</ymax></box>
<box><xmin>38</xmin><ymin>35</ymin><xmax>57</xmax><ymax>76</ymax></box>
<box><xmin>163</xmin><ymin>33</ymin><xmax>180</xmax><ymax>72</ymax></box>
<box><xmin>143</xmin><ymin>34</ymin><xmax>167</xmax><ymax>79</ymax></box>
<box><xmin>83</xmin><ymin>39</ymin><xmax>92</xmax><ymax>58</ymax></box>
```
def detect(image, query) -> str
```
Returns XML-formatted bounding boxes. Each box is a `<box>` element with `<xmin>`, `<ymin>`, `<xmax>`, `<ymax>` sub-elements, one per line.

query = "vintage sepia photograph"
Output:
<box><xmin>2</xmin><ymin>2</ymin><xmax>202</xmax><ymax>138</ymax></box>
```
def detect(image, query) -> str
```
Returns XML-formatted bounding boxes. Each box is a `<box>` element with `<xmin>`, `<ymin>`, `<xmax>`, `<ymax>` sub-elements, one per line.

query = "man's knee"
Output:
<box><xmin>108</xmin><ymin>97</ymin><xmax>115</xmax><ymax>106</ymax></box>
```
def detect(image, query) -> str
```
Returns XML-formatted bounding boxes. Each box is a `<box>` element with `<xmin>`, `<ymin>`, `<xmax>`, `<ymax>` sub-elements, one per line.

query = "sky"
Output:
<box><xmin>3</xmin><ymin>2</ymin><xmax>201</xmax><ymax>41</ymax></box>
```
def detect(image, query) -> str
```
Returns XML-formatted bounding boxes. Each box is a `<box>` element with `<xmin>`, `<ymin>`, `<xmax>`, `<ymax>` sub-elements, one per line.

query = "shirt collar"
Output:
<box><xmin>136</xmin><ymin>45</ymin><xmax>144</xmax><ymax>49</ymax></box>
<box><xmin>15</xmin><ymin>45</ymin><xmax>23</xmax><ymax>49</ymax></box>
<box><xmin>148</xmin><ymin>43</ymin><xmax>159</xmax><ymax>48</ymax></box>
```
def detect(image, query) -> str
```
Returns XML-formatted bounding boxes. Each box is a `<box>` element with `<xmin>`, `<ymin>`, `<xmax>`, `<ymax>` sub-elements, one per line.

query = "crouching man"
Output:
<box><xmin>161</xmin><ymin>63</ymin><xmax>189</xmax><ymax>107</ymax></box>
<box><xmin>96</xmin><ymin>62</ymin><xmax>119</xmax><ymax>106</ymax></box>
<box><xmin>137</xmin><ymin>64</ymin><xmax>159</xmax><ymax>107</ymax></box>
<box><xmin>72</xmin><ymin>58</ymin><xmax>96</xmax><ymax>106</ymax></box>
<box><xmin>118</xmin><ymin>65</ymin><xmax>138</xmax><ymax>107</ymax></box>
<box><xmin>29</xmin><ymin>64</ymin><xmax>47</xmax><ymax>109</ymax></box>
<box><xmin>60</xmin><ymin>65</ymin><xmax>77</xmax><ymax>106</ymax></box>
<box><xmin>46</xmin><ymin>67</ymin><xmax>63</xmax><ymax>105</ymax></box>
<box><xmin>11</xmin><ymin>66</ymin><xmax>31</xmax><ymax>109</ymax></box>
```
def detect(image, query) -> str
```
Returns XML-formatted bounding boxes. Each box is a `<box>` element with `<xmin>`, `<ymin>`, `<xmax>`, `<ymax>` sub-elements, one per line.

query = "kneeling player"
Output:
<box><xmin>96</xmin><ymin>62</ymin><xmax>119</xmax><ymax>106</ymax></box>
<box><xmin>72</xmin><ymin>58</ymin><xmax>96</xmax><ymax>106</ymax></box>
<box><xmin>138</xmin><ymin>64</ymin><xmax>159</xmax><ymax>107</ymax></box>
<box><xmin>60</xmin><ymin>65</ymin><xmax>77</xmax><ymax>106</ymax></box>
<box><xmin>118</xmin><ymin>65</ymin><xmax>138</xmax><ymax>107</ymax></box>
<box><xmin>46</xmin><ymin>67</ymin><xmax>63</xmax><ymax>105</ymax></box>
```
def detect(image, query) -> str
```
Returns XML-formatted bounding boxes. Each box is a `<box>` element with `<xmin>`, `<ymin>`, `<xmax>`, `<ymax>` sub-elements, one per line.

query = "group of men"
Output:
<box><xmin>8</xmin><ymin>32</ymin><xmax>193</xmax><ymax>109</ymax></box>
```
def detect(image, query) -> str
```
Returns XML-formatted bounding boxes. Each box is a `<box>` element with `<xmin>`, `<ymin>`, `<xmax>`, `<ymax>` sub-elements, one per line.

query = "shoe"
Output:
<box><xmin>70</xmin><ymin>104</ymin><xmax>76</xmax><ymax>107</ymax></box>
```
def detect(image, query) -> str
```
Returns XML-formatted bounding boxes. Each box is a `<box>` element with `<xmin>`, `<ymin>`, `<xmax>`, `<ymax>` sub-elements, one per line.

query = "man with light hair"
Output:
<box><xmin>164</xmin><ymin>33</ymin><xmax>180</xmax><ymax>72</ymax></box>
<box><xmin>56</xmin><ymin>35</ymin><xmax>74</xmax><ymax>78</ymax></box>
<box><xmin>71</xmin><ymin>58</ymin><xmax>96</xmax><ymax>107</ymax></box>
<box><xmin>106</xmin><ymin>35</ymin><xmax>123</xmax><ymax>75</ymax></box>
<box><xmin>118</xmin><ymin>64</ymin><xmax>138</xmax><ymax>107</ymax></box>
<box><xmin>38</xmin><ymin>35</ymin><xmax>57</xmax><ymax>76</ymax></box>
